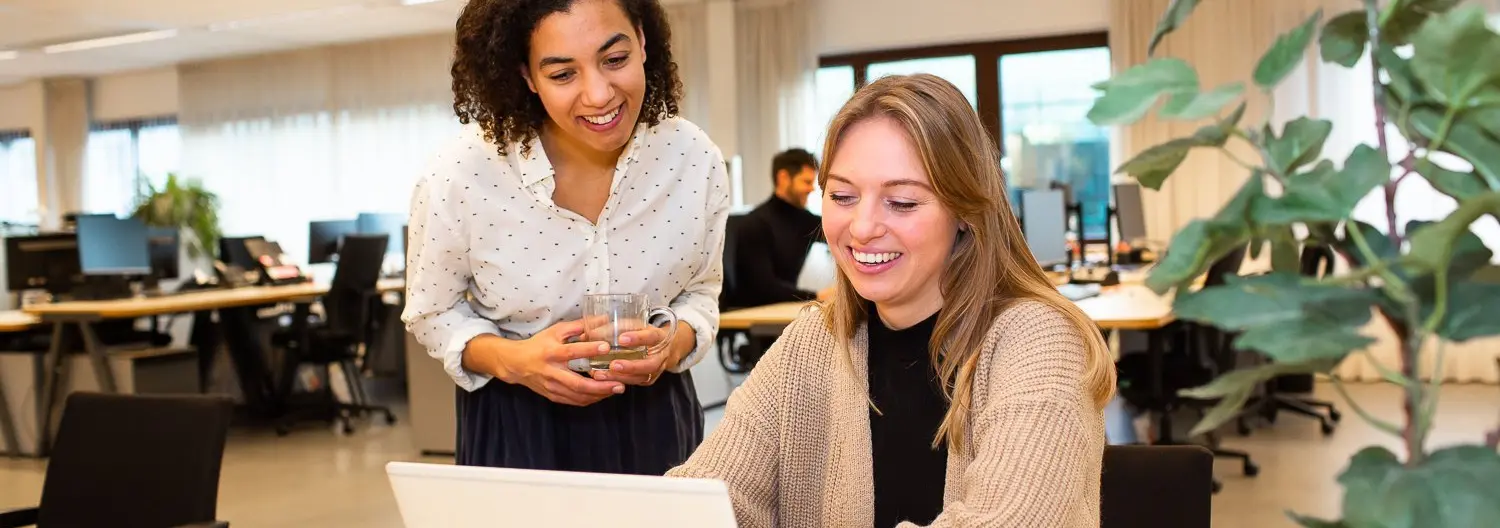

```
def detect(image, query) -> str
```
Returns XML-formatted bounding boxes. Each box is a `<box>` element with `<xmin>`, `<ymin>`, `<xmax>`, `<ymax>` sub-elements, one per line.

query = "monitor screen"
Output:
<box><xmin>357</xmin><ymin>212</ymin><xmax>406</xmax><ymax>256</ymax></box>
<box><xmin>76</xmin><ymin>214</ymin><xmax>151</xmax><ymax>276</ymax></box>
<box><xmin>309</xmin><ymin>219</ymin><xmax>358</xmax><ymax>264</ymax></box>
<box><xmin>1113</xmin><ymin>183</ymin><xmax>1147</xmax><ymax>244</ymax></box>
<box><xmin>1021</xmin><ymin>189</ymin><xmax>1070</xmax><ymax>267</ymax></box>
<box><xmin>4</xmin><ymin>233</ymin><xmax>80</xmax><ymax>292</ymax></box>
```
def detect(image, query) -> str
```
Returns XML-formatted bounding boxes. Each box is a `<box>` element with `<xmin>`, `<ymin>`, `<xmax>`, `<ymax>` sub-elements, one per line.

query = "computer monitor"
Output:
<box><xmin>75</xmin><ymin>214</ymin><xmax>151</xmax><ymax>276</ymax></box>
<box><xmin>1113</xmin><ymin>183</ymin><xmax>1147</xmax><ymax>245</ymax></box>
<box><xmin>146</xmin><ymin>227</ymin><xmax>180</xmax><ymax>280</ymax></box>
<box><xmin>4</xmin><ymin>233</ymin><xmax>80</xmax><ymax>293</ymax></box>
<box><xmin>1021</xmin><ymin>189</ymin><xmax>1070</xmax><ymax>267</ymax></box>
<box><xmin>356</xmin><ymin>212</ymin><xmax>405</xmax><ymax>256</ymax></box>
<box><xmin>309</xmin><ymin>219</ymin><xmax>358</xmax><ymax>264</ymax></box>
<box><xmin>386</xmin><ymin>462</ymin><xmax>737</xmax><ymax>528</ymax></box>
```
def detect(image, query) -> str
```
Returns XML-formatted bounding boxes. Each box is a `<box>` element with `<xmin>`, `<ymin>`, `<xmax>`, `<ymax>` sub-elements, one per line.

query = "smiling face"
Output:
<box><xmin>523</xmin><ymin>0</ymin><xmax>647</xmax><ymax>156</ymax></box>
<box><xmin>822</xmin><ymin>115</ymin><xmax>961</xmax><ymax>326</ymax></box>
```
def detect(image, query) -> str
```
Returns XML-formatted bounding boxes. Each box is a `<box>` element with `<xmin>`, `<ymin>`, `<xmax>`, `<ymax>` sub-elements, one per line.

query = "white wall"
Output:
<box><xmin>815</xmin><ymin>0</ymin><xmax>1108</xmax><ymax>54</ymax></box>
<box><xmin>0</xmin><ymin>81</ymin><xmax>44</xmax><ymax>131</ymax></box>
<box><xmin>92</xmin><ymin>68</ymin><xmax>180</xmax><ymax>122</ymax></box>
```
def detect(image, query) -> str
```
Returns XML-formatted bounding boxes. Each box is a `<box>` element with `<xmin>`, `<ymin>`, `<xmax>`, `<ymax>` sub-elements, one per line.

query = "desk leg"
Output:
<box><xmin>0</xmin><ymin>361</ymin><xmax>18</xmax><ymax>456</ymax></box>
<box><xmin>36</xmin><ymin>323</ymin><xmax>72</xmax><ymax>457</ymax></box>
<box><xmin>76</xmin><ymin>322</ymin><xmax>117</xmax><ymax>394</ymax></box>
<box><xmin>1148</xmin><ymin>327</ymin><xmax>1172</xmax><ymax>444</ymax></box>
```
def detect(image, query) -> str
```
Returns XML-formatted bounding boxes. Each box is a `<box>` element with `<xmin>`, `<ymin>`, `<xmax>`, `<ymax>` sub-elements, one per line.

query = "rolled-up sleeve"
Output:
<box><xmin>665</xmin><ymin>151</ymin><xmax>731</xmax><ymax>373</ymax></box>
<box><xmin>401</xmin><ymin>173</ymin><xmax>497</xmax><ymax>392</ymax></box>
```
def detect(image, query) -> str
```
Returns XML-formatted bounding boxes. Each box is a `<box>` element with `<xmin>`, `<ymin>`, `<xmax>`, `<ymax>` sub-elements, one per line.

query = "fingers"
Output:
<box><xmin>592</xmin><ymin>354</ymin><xmax>667</xmax><ymax>386</ymax></box>
<box><xmin>541</xmin><ymin>369</ymin><xmax>623</xmax><ymax>406</ymax></box>
<box><xmin>616</xmin><ymin>327</ymin><xmax>666</xmax><ymax>349</ymax></box>
<box><xmin>547</xmin><ymin>341</ymin><xmax>612</xmax><ymax>362</ymax></box>
<box><xmin>548</xmin><ymin>319</ymin><xmax>586</xmax><ymax>340</ymax></box>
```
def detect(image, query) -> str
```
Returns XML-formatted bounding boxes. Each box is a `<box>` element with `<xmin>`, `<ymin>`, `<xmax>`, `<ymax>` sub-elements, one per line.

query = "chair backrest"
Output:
<box><xmin>1101</xmin><ymin>445</ymin><xmax>1214</xmax><ymax>528</ymax></box>
<box><xmin>39</xmin><ymin>392</ymin><xmax>234</xmax><ymax>528</ymax></box>
<box><xmin>327</xmin><ymin>233</ymin><xmax>388</xmax><ymax>335</ymax></box>
<box><xmin>1203</xmin><ymin>244</ymin><xmax>1247</xmax><ymax>288</ymax></box>
<box><xmin>1299</xmin><ymin>244</ymin><xmax>1334</xmax><ymax>278</ymax></box>
<box><xmin>719</xmin><ymin>214</ymin><xmax>749</xmax><ymax>310</ymax></box>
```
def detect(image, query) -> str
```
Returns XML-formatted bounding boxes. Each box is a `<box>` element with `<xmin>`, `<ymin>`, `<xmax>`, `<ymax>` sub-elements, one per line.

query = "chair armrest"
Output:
<box><xmin>173</xmin><ymin>521</ymin><xmax>229</xmax><ymax>528</ymax></box>
<box><xmin>0</xmin><ymin>507</ymin><xmax>39</xmax><ymax>528</ymax></box>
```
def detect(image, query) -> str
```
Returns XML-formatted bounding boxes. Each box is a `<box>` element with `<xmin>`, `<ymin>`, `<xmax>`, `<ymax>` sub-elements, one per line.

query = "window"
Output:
<box><xmin>84</xmin><ymin>118</ymin><xmax>181</xmax><ymax>216</ymax></box>
<box><xmin>818</xmin><ymin>33</ymin><xmax>1113</xmax><ymax>239</ymax></box>
<box><xmin>0</xmin><ymin>131</ymin><xmax>39</xmax><ymax>227</ymax></box>
<box><xmin>806</xmin><ymin>65</ymin><xmax>857</xmax><ymax>215</ymax></box>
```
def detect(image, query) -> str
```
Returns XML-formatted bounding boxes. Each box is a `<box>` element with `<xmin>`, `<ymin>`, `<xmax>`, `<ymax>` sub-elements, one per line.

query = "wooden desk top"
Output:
<box><xmin>719</xmin><ymin>285</ymin><xmax>1174</xmax><ymax>331</ymax></box>
<box><xmin>0</xmin><ymin>310</ymin><xmax>40</xmax><ymax>333</ymax></box>
<box><xmin>21</xmin><ymin>278</ymin><xmax>405</xmax><ymax>321</ymax></box>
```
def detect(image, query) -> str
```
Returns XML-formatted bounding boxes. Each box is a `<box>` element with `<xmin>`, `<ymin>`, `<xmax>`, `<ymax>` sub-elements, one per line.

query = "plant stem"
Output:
<box><xmin>1331</xmin><ymin>377</ymin><xmax>1403</xmax><ymax>437</ymax></box>
<box><xmin>1219</xmin><ymin>147</ymin><xmax>1260</xmax><ymax>173</ymax></box>
<box><xmin>1364</xmin><ymin>0</ymin><xmax>1425</xmax><ymax>468</ymax></box>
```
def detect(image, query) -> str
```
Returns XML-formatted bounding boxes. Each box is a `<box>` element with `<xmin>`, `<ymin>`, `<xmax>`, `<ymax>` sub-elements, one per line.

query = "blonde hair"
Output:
<box><xmin>816</xmin><ymin>73</ymin><xmax>1116</xmax><ymax>455</ymax></box>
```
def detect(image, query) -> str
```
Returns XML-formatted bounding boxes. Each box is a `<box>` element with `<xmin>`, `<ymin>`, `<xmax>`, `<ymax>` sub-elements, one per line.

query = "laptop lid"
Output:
<box><xmin>385</xmin><ymin>461</ymin><xmax>738</xmax><ymax>528</ymax></box>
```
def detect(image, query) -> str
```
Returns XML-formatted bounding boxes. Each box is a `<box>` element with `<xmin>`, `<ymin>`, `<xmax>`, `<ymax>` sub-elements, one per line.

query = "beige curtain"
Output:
<box><xmin>1112</xmin><ymin>0</ymin><xmax>1500</xmax><ymax>383</ymax></box>
<box><xmin>665</xmin><ymin>2</ymin><xmax>711</xmax><ymax>126</ymax></box>
<box><xmin>735</xmin><ymin>0</ymin><xmax>817</xmax><ymax>205</ymax></box>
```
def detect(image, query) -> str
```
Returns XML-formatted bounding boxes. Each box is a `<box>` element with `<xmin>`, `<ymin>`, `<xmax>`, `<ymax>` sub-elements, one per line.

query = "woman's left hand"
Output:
<box><xmin>590</xmin><ymin>323</ymin><xmax>681</xmax><ymax>386</ymax></box>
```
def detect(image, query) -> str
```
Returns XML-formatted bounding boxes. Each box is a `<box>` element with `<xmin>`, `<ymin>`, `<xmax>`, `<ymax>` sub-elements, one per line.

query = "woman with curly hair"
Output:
<box><xmin>402</xmin><ymin>0</ymin><xmax>729</xmax><ymax>475</ymax></box>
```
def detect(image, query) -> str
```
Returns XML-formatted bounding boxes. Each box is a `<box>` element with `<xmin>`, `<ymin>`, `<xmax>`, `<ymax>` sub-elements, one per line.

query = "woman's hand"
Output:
<box><xmin>469</xmin><ymin>321</ymin><xmax>624</xmax><ymax>406</ymax></box>
<box><xmin>592</xmin><ymin>322</ymin><xmax>693</xmax><ymax>386</ymax></box>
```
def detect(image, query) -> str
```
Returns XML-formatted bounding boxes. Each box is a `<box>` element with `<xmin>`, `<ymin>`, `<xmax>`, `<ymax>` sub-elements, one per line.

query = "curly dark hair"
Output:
<box><xmin>451</xmin><ymin>0</ymin><xmax>682</xmax><ymax>157</ymax></box>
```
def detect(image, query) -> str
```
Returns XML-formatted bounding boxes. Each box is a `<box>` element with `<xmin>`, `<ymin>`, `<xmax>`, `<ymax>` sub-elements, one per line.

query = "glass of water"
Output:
<box><xmin>580</xmin><ymin>293</ymin><xmax>679</xmax><ymax>370</ymax></box>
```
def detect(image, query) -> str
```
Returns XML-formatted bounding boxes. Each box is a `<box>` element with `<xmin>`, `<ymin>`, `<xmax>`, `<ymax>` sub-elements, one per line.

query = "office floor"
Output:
<box><xmin>0</xmin><ymin>382</ymin><xmax>1494</xmax><ymax>527</ymax></box>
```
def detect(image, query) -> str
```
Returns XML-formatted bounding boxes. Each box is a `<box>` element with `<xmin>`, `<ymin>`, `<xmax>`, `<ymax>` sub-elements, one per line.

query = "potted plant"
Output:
<box><xmin>132</xmin><ymin>172</ymin><xmax>222</xmax><ymax>262</ymax></box>
<box><xmin>1088</xmin><ymin>0</ymin><xmax>1500</xmax><ymax>525</ymax></box>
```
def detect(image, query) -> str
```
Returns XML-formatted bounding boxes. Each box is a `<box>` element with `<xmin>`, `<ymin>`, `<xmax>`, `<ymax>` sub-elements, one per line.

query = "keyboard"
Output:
<box><xmin>1057</xmin><ymin>283</ymin><xmax>1102</xmax><ymax>302</ymax></box>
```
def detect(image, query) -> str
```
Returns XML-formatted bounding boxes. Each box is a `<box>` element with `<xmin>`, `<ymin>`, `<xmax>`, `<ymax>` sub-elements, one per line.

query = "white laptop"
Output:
<box><xmin>385</xmin><ymin>461</ymin><xmax>738</xmax><ymax>528</ymax></box>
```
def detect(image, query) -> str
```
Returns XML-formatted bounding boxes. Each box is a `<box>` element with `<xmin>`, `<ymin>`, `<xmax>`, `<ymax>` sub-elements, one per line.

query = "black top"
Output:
<box><xmin>868</xmin><ymin>306</ymin><xmax>949</xmax><ymax>528</ymax></box>
<box><xmin>726</xmin><ymin>197</ymin><xmax>823</xmax><ymax>307</ymax></box>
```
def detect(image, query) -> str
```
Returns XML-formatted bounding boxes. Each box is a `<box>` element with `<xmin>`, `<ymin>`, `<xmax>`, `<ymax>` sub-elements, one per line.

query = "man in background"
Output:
<box><xmin>727</xmin><ymin>148</ymin><xmax>832</xmax><ymax>307</ymax></box>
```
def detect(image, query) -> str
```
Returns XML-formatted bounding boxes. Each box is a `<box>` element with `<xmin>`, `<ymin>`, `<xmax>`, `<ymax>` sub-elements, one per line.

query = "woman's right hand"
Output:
<box><xmin>467</xmin><ymin>321</ymin><xmax>624</xmax><ymax>406</ymax></box>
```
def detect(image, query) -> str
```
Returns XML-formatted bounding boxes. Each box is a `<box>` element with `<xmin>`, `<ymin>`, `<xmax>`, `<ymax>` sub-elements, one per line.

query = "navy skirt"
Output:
<box><xmin>454</xmin><ymin>369</ymin><xmax>704</xmax><ymax>475</ymax></box>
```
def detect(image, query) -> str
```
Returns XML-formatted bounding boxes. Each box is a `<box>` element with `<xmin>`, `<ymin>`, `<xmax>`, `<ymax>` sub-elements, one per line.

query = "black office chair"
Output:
<box><xmin>717</xmin><ymin>214</ymin><xmax>765</xmax><ymax>373</ymax></box>
<box><xmin>0</xmin><ymin>392</ymin><xmax>233</xmax><ymax>528</ymax></box>
<box><xmin>1257</xmin><ymin>244</ymin><xmax>1342</xmax><ymax>434</ymax></box>
<box><xmin>1101</xmin><ymin>445</ymin><xmax>1214</xmax><ymax>528</ymax></box>
<box><xmin>272</xmin><ymin>234</ymin><xmax>396</xmax><ymax>435</ymax></box>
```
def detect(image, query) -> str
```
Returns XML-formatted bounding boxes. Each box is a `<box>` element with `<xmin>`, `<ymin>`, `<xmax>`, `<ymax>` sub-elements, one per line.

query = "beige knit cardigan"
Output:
<box><xmin>667</xmin><ymin>299</ymin><xmax>1106</xmax><ymax>527</ymax></box>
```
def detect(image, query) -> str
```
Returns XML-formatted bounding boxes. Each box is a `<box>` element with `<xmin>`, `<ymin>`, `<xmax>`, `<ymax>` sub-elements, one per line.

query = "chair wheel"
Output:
<box><xmin>1321</xmin><ymin>420</ymin><xmax>1336</xmax><ymax>436</ymax></box>
<box><xmin>1329</xmin><ymin>409</ymin><xmax>1342</xmax><ymax>422</ymax></box>
<box><xmin>385</xmin><ymin>411</ymin><xmax>397</xmax><ymax>425</ymax></box>
<box><xmin>1236</xmin><ymin>420</ymin><xmax>1252</xmax><ymax>436</ymax></box>
<box><xmin>1244</xmin><ymin>461</ymin><xmax>1260</xmax><ymax>477</ymax></box>
<box><xmin>1211</xmin><ymin>479</ymin><xmax>1223</xmax><ymax>494</ymax></box>
<box><xmin>343</xmin><ymin>422</ymin><xmax>356</xmax><ymax>434</ymax></box>
<box><xmin>1262</xmin><ymin>406</ymin><xmax>1278</xmax><ymax>424</ymax></box>
<box><xmin>275</xmin><ymin>425</ymin><xmax>290</xmax><ymax>437</ymax></box>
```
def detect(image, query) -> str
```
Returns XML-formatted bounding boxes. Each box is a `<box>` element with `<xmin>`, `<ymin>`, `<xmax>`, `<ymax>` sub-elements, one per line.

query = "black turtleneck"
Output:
<box><xmin>727</xmin><ymin>196</ymin><xmax>823</xmax><ymax>307</ymax></box>
<box><xmin>868</xmin><ymin>306</ymin><xmax>948</xmax><ymax>528</ymax></box>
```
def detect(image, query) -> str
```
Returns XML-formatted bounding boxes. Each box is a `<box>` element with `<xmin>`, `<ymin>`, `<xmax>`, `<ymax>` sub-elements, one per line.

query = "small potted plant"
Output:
<box><xmin>132</xmin><ymin>172</ymin><xmax>222</xmax><ymax>263</ymax></box>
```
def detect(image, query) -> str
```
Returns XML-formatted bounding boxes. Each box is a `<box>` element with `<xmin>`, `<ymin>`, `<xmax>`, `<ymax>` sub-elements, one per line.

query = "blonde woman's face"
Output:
<box><xmin>821</xmin><ymin>116</ymin><xmax>959</xmax><ymax>323</ymax></box>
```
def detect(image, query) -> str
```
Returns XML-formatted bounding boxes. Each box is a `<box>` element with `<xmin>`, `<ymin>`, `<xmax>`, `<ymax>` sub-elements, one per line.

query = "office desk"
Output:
<box><xmin>0</xmin><ymin>310</ymin><xmax>39</xmax><ymax>333</ymax></box>
<box><xmin>16</xmin><ymin>278</ymin><xmax>406</xmax><ymax>455</ymax></box>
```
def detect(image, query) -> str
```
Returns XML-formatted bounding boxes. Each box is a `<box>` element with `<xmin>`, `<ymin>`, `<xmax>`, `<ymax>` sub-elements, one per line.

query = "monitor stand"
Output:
<box><xmin>68</xmin><ymin>276</ymin><xmax>136</xmax><ymax>301</ymax></box>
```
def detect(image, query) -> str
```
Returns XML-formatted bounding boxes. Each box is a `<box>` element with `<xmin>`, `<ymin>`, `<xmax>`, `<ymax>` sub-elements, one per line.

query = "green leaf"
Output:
<box><xmin>1382</xmin><ymin>0</ymin><xmax>1468</xmax><ymax>46</ymax></box>
<box><xmin>1254</xmin><ymin>10</ymin><xmax>1323</xmax><ymax>89</ymax></box>
<box><xmin>1320</xmin><ymin>11</ymin><xmax>1368</xmax><ymax>68</ymax></box>
<box><xmin>1431</xmin><ymin>280</ymin><xmax>1500</xmax><ymax>342</ymax></box>
<box><xmin>1147</xmin><ymin>0</ymin><xmax>1204</xmax><ymax>56</ymax></box>
<box><xmin>1234</xmin><ymin>320</ymin><xmax>1376</xmax><ymax>363</ymax></box>
<box><xmin>1406</xmin><ymin>219</ymin><xmax>1493</xmax><ymax>280</ymax></box>
<box><xmin>1339</xmin><ymin>445</ymin><xmax>1500</xmax><ymax>528</ymax></box>
<box><xmin>1379</xmin><ymin>44</ymin><xmax>1427</xmax><ymax>105</ymax></box>
<box><xmin>1288</xmin><ymin>513</ymin><xmax>1347</xmax><ymax>528</ymax></box>
<box><xmin>1087</xmin><ymin>58</ymin><xmax>1199</xmax><ymax>126</ymax></box>
<box><xmin>1175</xmin><ymin>273</ymin><xmax>1380</xmax><ymax>329</ymax></box>
<box><xmin>1160</xmin><ymin>82</ymin><xmax>1246</xmax><ymax>121</ymax></box>
<box><xmin>1409</xmin><ymin>6</ymin><xmax>1500</xmax><ymax>108</ymax></box>
<box><xmin>1144</xmin><ymin>174</ymin><xmax>1265</xmax><ymax>293</ymax></box>
<box><xmin>1417</xmin><ymin>160</ymin><xmax>1490</xmax><ymax>201</ymax></box>
<box><xmin>1405</xmin><ymin>191</ymin><xmax>1500</xmax><ymax>274</ymax></box>
<box><xmin>1271</xmin><ymin>226</ymin><xmax>1301</xmax><ymax>274</ymax></box>
<box><xmin>1266</xmin><ymin>117</ymin><xmax>1335</xmax><ymax>176</ymax></box>
<box><xmin>1256</xmin><ymin>145</ymin><xmax>1393</xmax><ymax>225</ymax></box>
<box><xmin>1410</xmin><ymin>108</ymin><xmax>1500</xmax><ymax>186</ymax></box>
<box><xmin>1113</xmin><ymin>104</ymin><xmax>1245</xmax><ymax>189</ymax></box>
<box><xmin>1180</xmin><ymin>358</ymin><xmax>1340</xmax><ymax>437</ymax></box>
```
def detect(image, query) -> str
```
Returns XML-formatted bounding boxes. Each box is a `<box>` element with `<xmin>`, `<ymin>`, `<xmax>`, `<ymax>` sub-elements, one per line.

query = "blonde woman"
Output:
<box><xmin>666</xmin><ymin>73</ymin><xmax>1116</xmax><ymax>527</ymax></box>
